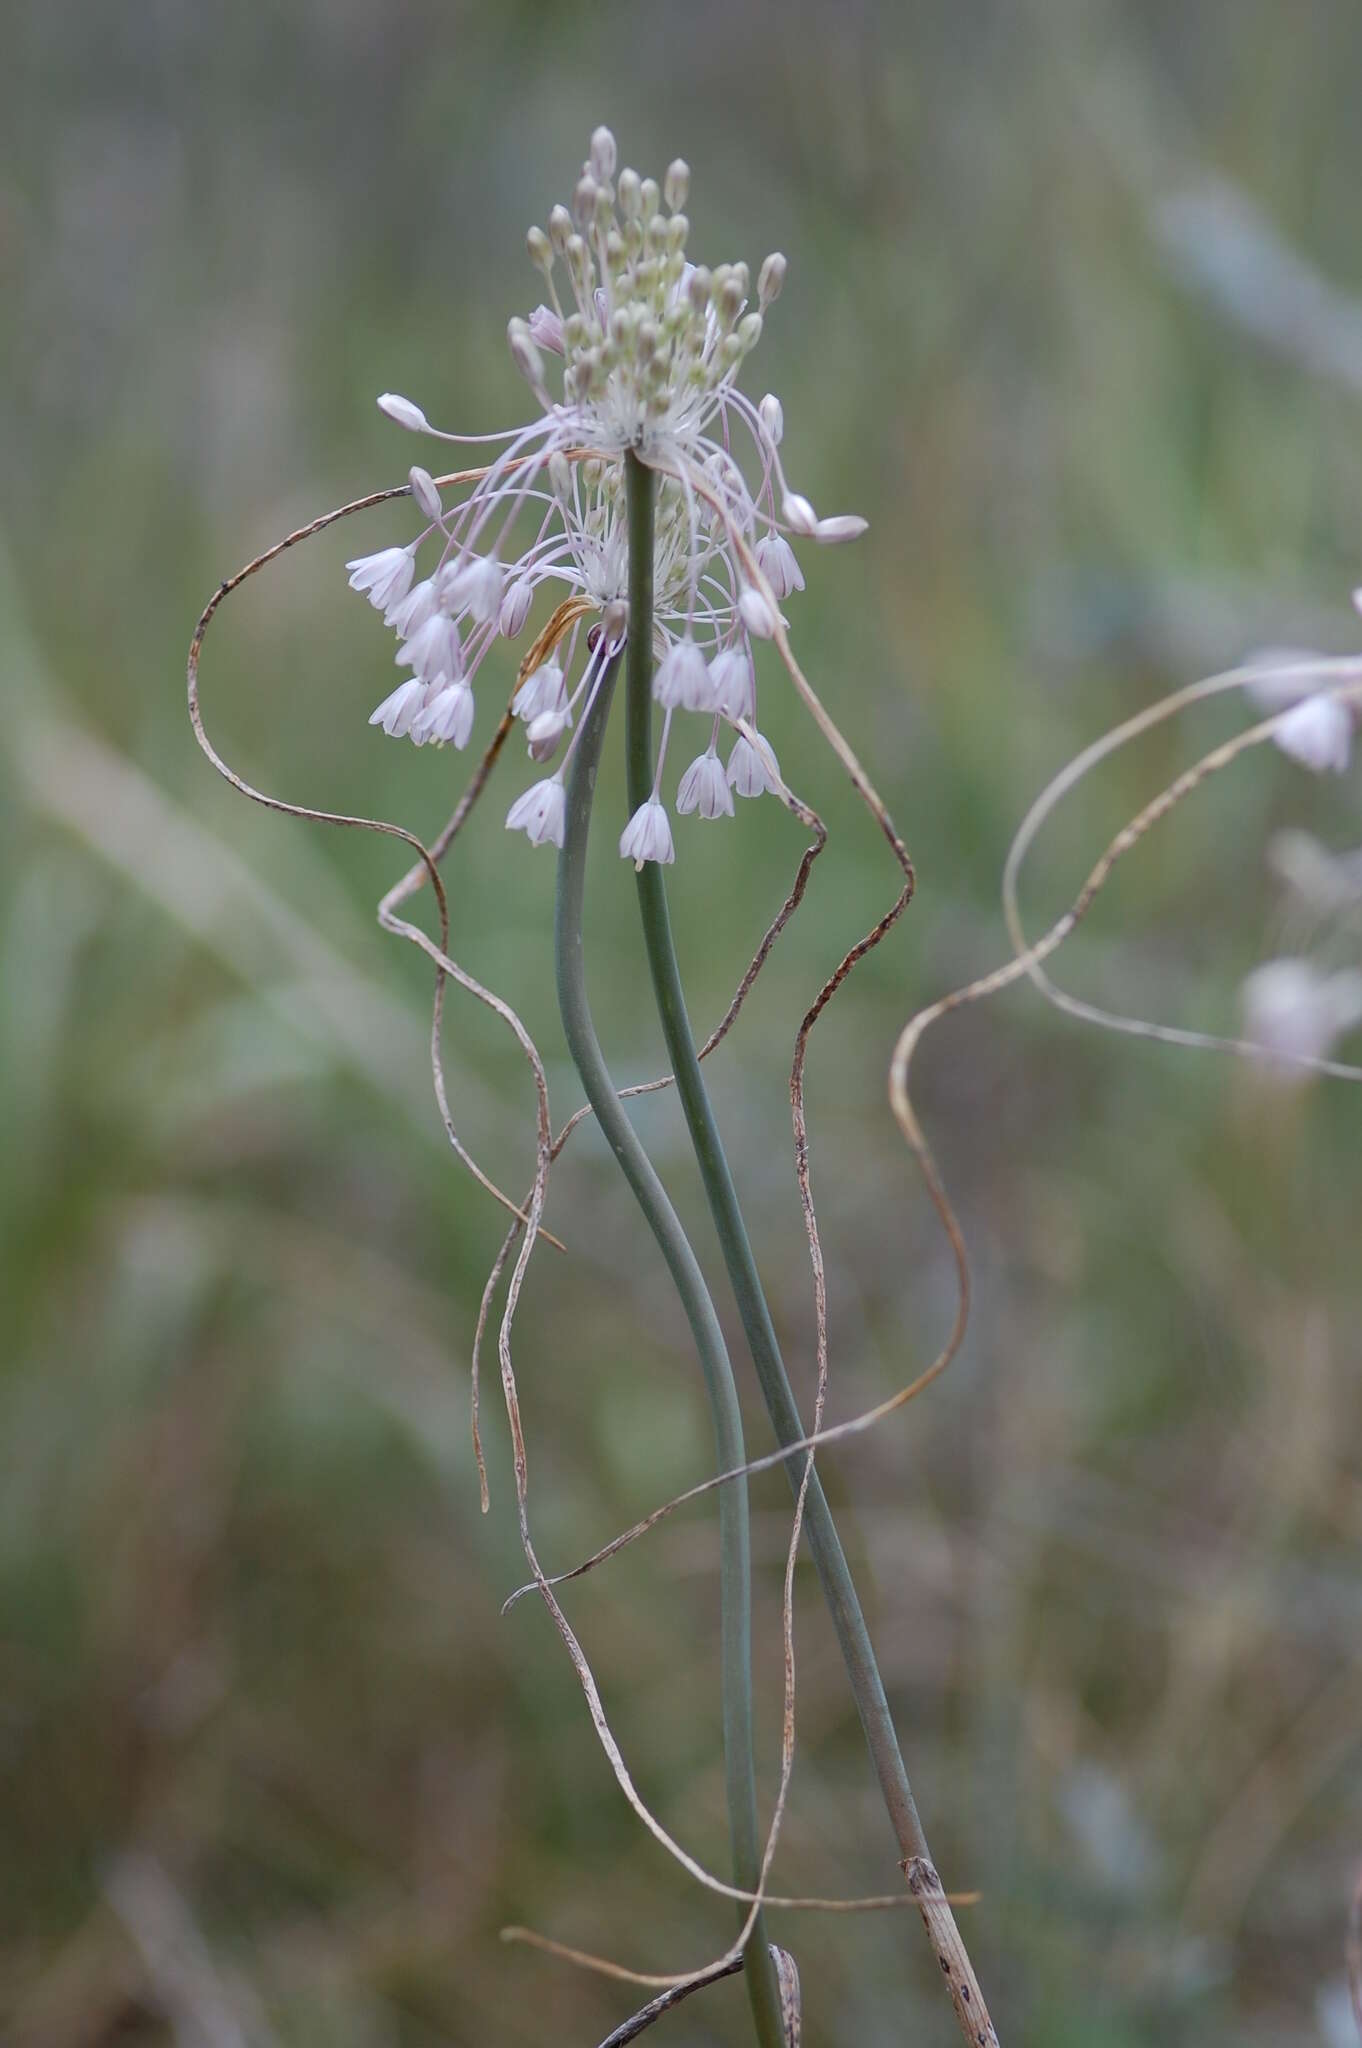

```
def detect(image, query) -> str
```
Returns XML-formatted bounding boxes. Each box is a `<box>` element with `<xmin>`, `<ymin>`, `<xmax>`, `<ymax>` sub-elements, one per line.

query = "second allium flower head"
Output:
<box><xmin>345</xmin><ymin>125</ymin><xmax>866</xmax><ymax>861</ymax></box>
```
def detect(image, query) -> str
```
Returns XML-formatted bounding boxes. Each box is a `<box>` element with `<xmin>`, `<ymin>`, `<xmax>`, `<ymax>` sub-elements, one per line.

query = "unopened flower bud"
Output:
<box><xmin>814</xmin><ymin>513</ymin><xmax>869</xmax><ymax>543</ymax></box>
<box><xmin>781</xmin><ymin>491</ymin><xmax>819</xmax><ymax>535</ymax></box>
<box><xmin>527</xmin><ymin>706</ymin><xmax>570</xmax><ymax>757</ymax></box>
<box><xmin>573</xmin><ymin>173</ymin><xmax>598</xmax><ymax>227</ymax></box>
<box><xmin>758</xmin><ymin>251</ymin><xmax>787</xmax><ymax>306</ymax></box>
<box><xmin>528</xmin><ymin>303</ymin><xmax>565</xmax><ymax>354</ymax></box>
<box><xmin>664</xmin><ymin>158</ymin><xmax>690</xmax><ymax>211</ymax></box>
<box><xmin>526</xmin><ymin>225</ymin><xmax>553</xmax><ymax>273</ymax></box>
<box><xmin>548</xmin><ymin>204</ymin><xmax>573</xmax><ymax>253</ymax></box>
<box><xmin>589</xmin><ymin>125</ymin><xmax>617</xmax><ymax>180</ymax></box>
<box><xmin>640</xmin><ymin>177</ymin><xmax>660</xmax><ymax>216</ymax></box>
<box><xmin>498</xmin><ymin>580</ymin><xmax>533</xmax><ymax>639</ymax></box>
<box><xmin>408</xmin><ymin>466</ymin><xmax>443</xmax><ymax>521</ymax></box>
<box><xmin>759</xmin><ymin>392</ymin><xmax>784</xmax><ymax>445</ymax></box>
<box><xmin>687</xmin><ymin>265</ymin><xmax>712</xmax><ymax>315</ymax></box>
<box><xmin>617</xmin><ymin>167</ymin><xmax>642</xmax><ymax>218</ymax></box>
<box><xmin>738</xmin><ymin>586</ymin><xmax>777</xmax><ymax>638</ymax></box>
<box><xmin>507</xmin><ymin>318</ymin><xmax>545</xmax><ymax>389</ymax></box>
<box><xmin>737</xmin><ymin>311</ymin><xmax>762</xmax><ymax>351</ymax></box>
<box><xmin>377</xmin><ymin>392</ymin><xmax>430</xmax><ymax>433</ymax></box>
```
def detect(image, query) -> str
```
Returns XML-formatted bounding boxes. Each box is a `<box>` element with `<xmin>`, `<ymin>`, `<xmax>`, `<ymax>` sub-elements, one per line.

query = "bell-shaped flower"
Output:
<box><xmin>396</xmin><ymin>611</ymin><xmax>462</xmax><ymax>685</ymax></box>
<box><xmin>512</xmin><ymin>660</ymin><xmax>566</xmax><ymax>722</ymax></box>
<box><xmin>412</xmin><ymin>680</ymin><xmax>475</xmax><ymax>748</ymax></box>
<box><xmin>654</xmin><ymin>637</ymin><xmax>715</xmax><ymax>712</ymax></box>
<box><xmin>369</xmin><ymin>677</ymin><xmax>428</xmax><ymax>738</ymax></box>
<box><xmin>347</xmin><ymin>546</ymin><xmax>415</xmax><ymax>615</ymax></box>
<box><xmin>755</xmin><ymin>532</ymin><xmax>804</xmax><ymax>599</ymax></box>
<box><xmin>727</xmin><ymin>731</ymin><xmax>779</xmax><ymax>798</ymax></box>
<box><xmin>442</xmin><ymin>555</ymin><xmax>503</xmax><ymax>624</ymax></box>
<box><xmin>527</xmin><ymin>706</ymin><xmax>571</xmax><ymax>761</ymax></box>
<box><xmin>386</xmin><ymin>577</ymin><xmax>439</xmax><ymax>636</ymax></box>
<box><xmin>619</xmin><ymin>797</ymin><xmax>676</xmax><ymax>868</ymax></box>
<box><xmin>710</xmin><ymin>646</ymin><xmax>755</xmax><ymax>723</ymax></box>
<box><xmin>506</xmin><ymin>777</ymin><xmax>567</xmax><ymax>849</ymax></box>
<box><xmin>676</xmin><ymin>750</ymin><xmax>734</xmax><ymax>819</ymax></box>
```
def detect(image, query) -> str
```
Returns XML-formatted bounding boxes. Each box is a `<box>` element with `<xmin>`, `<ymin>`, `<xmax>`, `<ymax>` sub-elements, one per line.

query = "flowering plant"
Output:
<box><xmin>190</xmin><ymin>123</ymin><xmax>1362</xmax><ymax>2048</ymax></box>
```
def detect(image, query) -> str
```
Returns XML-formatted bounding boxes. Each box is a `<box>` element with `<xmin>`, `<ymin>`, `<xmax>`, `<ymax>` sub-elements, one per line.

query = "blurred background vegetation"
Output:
<box><xmin>5</xmin><ymin>2</ymin><xmax>1362</xmax><ymax>2042</ymax></box>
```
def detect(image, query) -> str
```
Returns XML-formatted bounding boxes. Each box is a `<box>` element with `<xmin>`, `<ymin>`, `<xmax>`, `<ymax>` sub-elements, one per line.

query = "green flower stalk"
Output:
<box><xmin>554</xmin><ymin>631</ymin><xmax>787</xmax><ymax>2048</ymax></box>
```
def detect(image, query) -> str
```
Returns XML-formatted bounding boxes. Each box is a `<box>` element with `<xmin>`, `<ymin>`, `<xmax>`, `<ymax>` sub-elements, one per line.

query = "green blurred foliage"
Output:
<box><xmin>4</xmin><ymin>1</ymin><xmax>1362</xmax><ymax>2042</ymax></box>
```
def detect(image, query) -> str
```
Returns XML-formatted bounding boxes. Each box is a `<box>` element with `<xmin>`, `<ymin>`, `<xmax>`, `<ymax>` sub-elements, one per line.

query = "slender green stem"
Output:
<box><xmin>555</xmin><ymin>649</ymin><xmax>786</xmax><ymax>2047</ymax></box>
<box><xmin>623</xmin><ymin>451</ymin><xmax>931</xmax><ymax>1869</ymax></box>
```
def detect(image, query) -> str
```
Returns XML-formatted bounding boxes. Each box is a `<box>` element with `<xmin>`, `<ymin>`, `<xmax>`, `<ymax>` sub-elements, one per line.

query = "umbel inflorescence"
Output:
<box><xmin>345</xmin><ymin>124</ymin><xmax>866</xmax><ymax>866</ymax></box>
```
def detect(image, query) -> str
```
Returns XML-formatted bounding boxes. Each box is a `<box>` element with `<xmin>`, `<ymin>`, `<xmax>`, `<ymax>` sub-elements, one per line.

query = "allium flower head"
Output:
<box><xmin>347</xmin><ymin>126</ymin><xmax>867</xmax><ymax>860</ymax></box>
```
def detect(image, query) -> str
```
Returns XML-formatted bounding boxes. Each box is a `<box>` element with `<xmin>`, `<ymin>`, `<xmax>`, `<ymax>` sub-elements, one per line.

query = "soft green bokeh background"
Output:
<box><xmin>5</xmin><ymin>3</ymin><xmax>1362</xmax><ymax>2043</ymax></box>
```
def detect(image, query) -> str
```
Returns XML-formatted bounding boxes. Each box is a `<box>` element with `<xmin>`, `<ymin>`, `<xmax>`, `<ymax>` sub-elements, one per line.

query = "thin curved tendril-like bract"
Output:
<box><xmin>187</xmin><ymin>470</ymin><xmax>997</xmax><ymax>2031</ymax></box>
<box><xmin>1002</xmin><ymin>656</ymin><xmax>1362</xmax><ymax>1077</ymax></box>
<box><xmin>188</xmin><ymin>489</ymin><xmax>802</xmax><ymax>1957</ymax></box>
<box><xmin>493</xmin><ymin>454</ymin><xmax>931</xmax><ymax>2001</ymax></box>
<box><xmin>506</xmin><ymin>672</ymin><xmax>1362</xmax><ymax>1614</ymax></box>
<box><xmin>193</xmin><ymin>462</ymin><xmax>1362</xmax><ymax>2029</ymax></box>
<box><xmin>186</xmin><ymin>467</ymin><xmax>560</xmax><ymax>1242</ymax></box>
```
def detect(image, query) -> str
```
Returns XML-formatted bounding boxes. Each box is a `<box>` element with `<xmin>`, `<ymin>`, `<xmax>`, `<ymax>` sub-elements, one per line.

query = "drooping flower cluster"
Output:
<box><xmin>1234</xmin><ymin>597</ymin><xmax>1362</xmax><ymax>1074</ymax></box>
<box><xmin>343</xmin><ymin>125</ymin><xmax>866</xmax><ymax>862</ymax></box>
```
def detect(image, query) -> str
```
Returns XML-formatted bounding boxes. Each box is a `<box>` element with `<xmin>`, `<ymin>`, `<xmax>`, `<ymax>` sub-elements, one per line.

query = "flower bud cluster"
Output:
<box><xmin>346</xmin><ymin>127</ymin><xmax>870</xmax><ymax>867</ymax></box>
<box><xmin>520</xmin><ymin>132</ymin><xmax>777</xmax><ymax>451</ymax></box>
